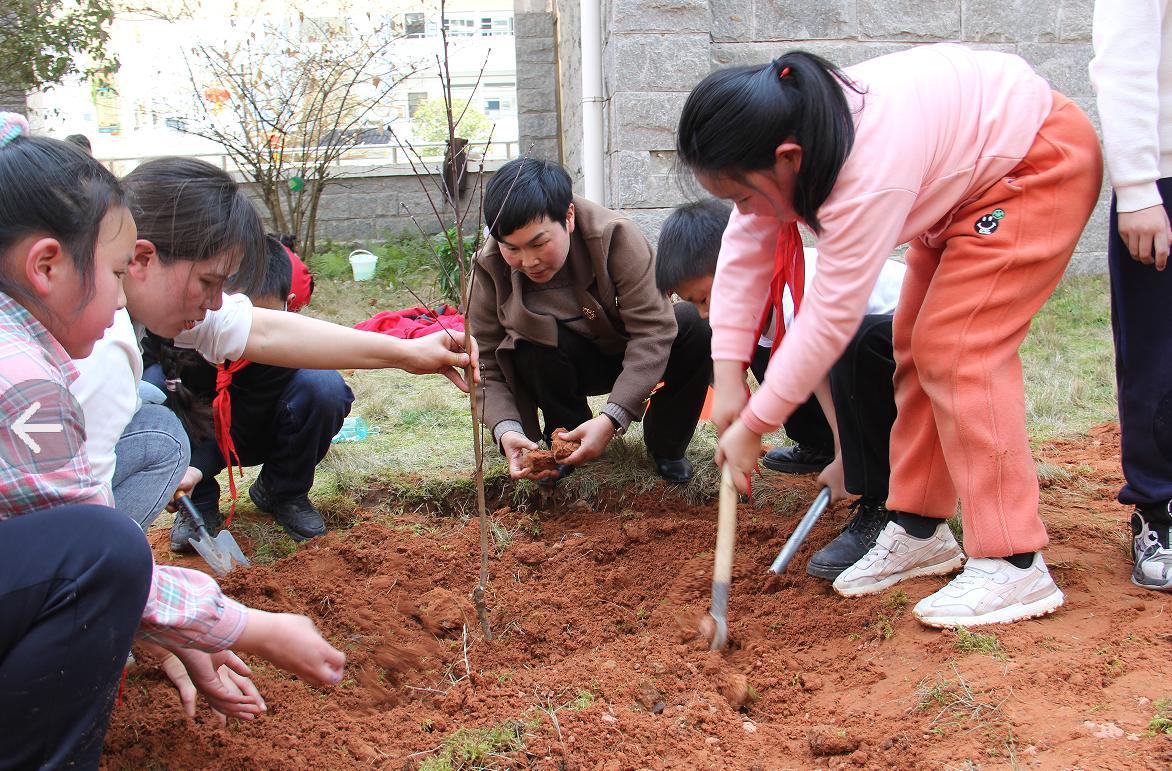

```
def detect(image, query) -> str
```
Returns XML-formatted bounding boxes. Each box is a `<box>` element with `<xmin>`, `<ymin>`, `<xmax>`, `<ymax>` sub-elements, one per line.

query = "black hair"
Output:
<box><xmin>483</xmin><ymin>157</ymin><xmax>573</xmax><ymax>241</ymax></box>
<box><xmin>122</xmin><ymin>157</ymin><xmax>266</xmax><ymax>294</ymax></box>
<box><xmin>655</xmin><ymin>199</ymin><xmax>733</xmax><ymax>293</ymax></box>
<box><xmin>228</xmin><ymin>235</ymin><xmax>292</xmax><ymax>303</ymax></box>
<box><xmin>676</xmin><ymin>51</ymin><xmax>861</xmax><ymax>234</ymax></box>
<box><xmin>141</xmin><ymin>332</ymin><xmax>215</xmax><ymax>444</ymax></box>
<box><xmin>64</xmin><ymin>134</ymin><xmax>92</xmax><ymax>153</ymax></box>
<box><xmin>0</xmin><ymin>134</ymin><xmax>126</xmax><ymax>313</ymax></box>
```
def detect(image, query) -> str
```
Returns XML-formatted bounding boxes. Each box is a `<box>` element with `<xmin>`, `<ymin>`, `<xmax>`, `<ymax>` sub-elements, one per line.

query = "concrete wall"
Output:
<box><xmin>526</xmin><ymin>0</ymin><xmax>1107</xmax><ymax>271</ymax></box>
<box><xmin>244</xmin><ymin>165</ymin><xmax>499</xmax><ymax>244</ymax></box>
<box><xmin>515</xmin><ymin>0</ymin><xmax>562</xmax><ymax>163</ymax></box>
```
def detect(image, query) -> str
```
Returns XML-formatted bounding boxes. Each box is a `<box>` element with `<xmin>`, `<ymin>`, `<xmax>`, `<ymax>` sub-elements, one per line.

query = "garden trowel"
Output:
<box><xmin>175</xmin><ymin>493</ymin><xmax>250</xmax><ymax>576</ymax></box>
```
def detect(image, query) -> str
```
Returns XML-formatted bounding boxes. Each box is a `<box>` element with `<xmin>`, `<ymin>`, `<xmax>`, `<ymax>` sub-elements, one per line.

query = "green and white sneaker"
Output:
<box><xmin>913</xmin><ymin>553</ymin><xmax>1064</xmax><ymax>628</ymax></box>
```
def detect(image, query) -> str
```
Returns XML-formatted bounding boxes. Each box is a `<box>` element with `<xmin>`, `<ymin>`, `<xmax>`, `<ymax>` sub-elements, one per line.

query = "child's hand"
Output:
<box><xmin>165</xmin><ymin>466</ymin><xmax>204</xmax><ymax>513</ymax></box>
<box><xmin>557</xmin><ymin>416</ymin><xmax>615</xmax><ymax>466</ymax></box>
<box><xmin>817</xmin><ymin>454</ymin><xmax>848</xmax><ymax>503</ymax></box>
<box><xmin>398</xmin><ymin>331</ymin><xmax>479</xmax><ymax>391</ymax></box>
<box><xmin>500</xmin><ymin>431</ymin><xmax>559</xmax><ymax>481</ymax></box>
<box><xmin>233</xmin><ymin>611</ymin><xmax>346</xmax><ymax>688</ymax></box>
<box><xmin>1117</xmin><ymin>205</ymin><xmax>1172</xmax><ymax>270</ymax></box>
<box><xmin>714</xmin><ymin>419</ymin><xmax>761</xmax><ymax>493</ymax></box>
<box><xmin>711</xmin><ymin>361</ymin><xmax>749</xmax><ymax>433</ymax></box>
<box><xmin>161</xmin><ymin>647</ymin><xmax>266</xmax><ymax>723</ymax></box>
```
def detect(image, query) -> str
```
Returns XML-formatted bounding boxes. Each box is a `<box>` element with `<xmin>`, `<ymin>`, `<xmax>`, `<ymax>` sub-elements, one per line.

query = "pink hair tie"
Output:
<box><xmin>0</xmin><ymin>112</ymin><xmax>29</xmax><ymax>149</ymax></box>
<box><xmin>778</xmin><ymin>66</ymin><xmax>791</xmax><ymax>79</ymax></box>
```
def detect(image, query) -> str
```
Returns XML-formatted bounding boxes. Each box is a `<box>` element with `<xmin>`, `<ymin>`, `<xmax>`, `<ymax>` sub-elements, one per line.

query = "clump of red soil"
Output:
<box><xmin>551</xmin><ymin>429</ymin><xmax>580</xmax><ymax>461</ymax></box>
<box><xmin>521</xmin><ymin>428</ymin><xmax>580</xmax><ymax>475</ymax></box>
<box><xmin>105</xmin><ymin>424</ymin><xmax>1172</xmax><ymax>769</ymax></box>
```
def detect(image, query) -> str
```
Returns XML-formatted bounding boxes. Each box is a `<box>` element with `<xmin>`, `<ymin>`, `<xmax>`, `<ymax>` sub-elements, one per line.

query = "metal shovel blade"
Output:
<box><xmin>176</xmin><ymin>494</ymin><xmax>251</xmax><ymax>576</ymax></box>
<box><xmin>768</xmin><ymin>487</ymin><xmax>831</xmax><ymax>575</ymax></box>
<box><xmin>708</xmin><ymin>465</ymin><xmax>738</xmax><ymax>651</ymax></box>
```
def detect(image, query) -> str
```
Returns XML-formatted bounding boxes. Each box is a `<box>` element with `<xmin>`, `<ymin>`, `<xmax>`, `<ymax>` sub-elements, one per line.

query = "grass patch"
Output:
<box><xmin>914</xmin><ymin>667</ymin><xmax>1010</xmax><ymax>737</ymax></box>
<box><xmin>1149</xmin><ymin>698</ymin><xmax>1172</xmax><ymax>735</ymax></box>
<box><xmin>954</xmin><ymin>627</ymin><xmax>1006</xmax><ymax>660</ymax></box>
<box><xmin>416</xmin><ymin>719</ymin><xmax>535</xmax><ymax>771</ymax></box>
<box><xmin>1020</xmin><ymin>274</ymin><xmax>1115</xmax><ymax>443</ymax></box>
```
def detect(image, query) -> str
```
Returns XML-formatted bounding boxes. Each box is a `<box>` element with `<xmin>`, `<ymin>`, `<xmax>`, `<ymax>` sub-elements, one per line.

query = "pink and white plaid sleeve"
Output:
<box><xmin>137</xmin><ymin>563</ymin><xmax>249</xmax><ymax>652</ymax></box>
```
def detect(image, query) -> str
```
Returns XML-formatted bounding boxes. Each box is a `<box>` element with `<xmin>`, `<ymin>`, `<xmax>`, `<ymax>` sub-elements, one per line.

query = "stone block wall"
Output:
<box><xmin>516</xmin><ymin>0</ymin><xmax>562</xmax><ymax>164</ymax></box>
<box><xmin>241</xmin><ymin>165</ymin><xmax>499</xmax><ymax>244</ymax></box>
<box><xmin>525</xmin><ymin>0</ymin><xmax>1108</xmax><ymax>271</ymax></box>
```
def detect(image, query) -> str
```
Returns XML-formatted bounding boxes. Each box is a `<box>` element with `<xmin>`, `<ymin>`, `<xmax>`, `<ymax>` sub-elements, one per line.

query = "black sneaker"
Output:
<box><xmin>806</xmin><ymin>498</ymin><xmax>894</xmax><ymax>580</ymax></box>
<box><xmin>170</xmin><ymin>507</ymin><xmax>224</xmax><ymax>554</ymax></box>
<box><xmin>249</xmin><ymin>478</ymin><xmax>326</xmax><ymax>542</ymax></box>
<box><xmin>761</xmin><ymin>444</ymin><xmax>833</xmax><ymax>474</ymax></box>
<box><xmin>1131</xmin><ymin>504</ymin><xmax>1172</xmax><ymax>592</ymax></box>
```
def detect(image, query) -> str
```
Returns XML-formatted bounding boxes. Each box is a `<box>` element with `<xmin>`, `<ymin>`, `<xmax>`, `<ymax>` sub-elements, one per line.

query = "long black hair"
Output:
<box><xmin>0</xmin><ymin>133</ymin><xmax>126</xmax><ymax>313</ymax></box>
<box><xmin>676</xmin><ymin>51</ymin><xmax>862</xmax><ymax>233</ymax></box>
<box><xmin>122</xmin><ymin>157</ymin><xmax>266</xmax><ymax>295</ymax></box>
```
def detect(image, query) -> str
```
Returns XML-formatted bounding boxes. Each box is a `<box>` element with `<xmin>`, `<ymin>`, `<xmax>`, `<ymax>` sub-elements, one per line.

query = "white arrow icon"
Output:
<box><xmin>12</xmin><ymin>401</ymin><xmax>63</xmax><ymax>454</ymax></box>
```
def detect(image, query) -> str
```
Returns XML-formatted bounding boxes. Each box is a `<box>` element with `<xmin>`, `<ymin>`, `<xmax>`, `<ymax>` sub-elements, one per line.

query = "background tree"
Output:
<box><xmin>0</xmin><ymin>0</ymin><xmax>117</xmax><ymax>113</ymax></box>
<box><xmin>413</xmin><ymin>98</ymin><xmax>491</xmax><ymax>143</ymax></box>
<box><xmin>169</xmin><ymin>3</ymin><xmax>419</xmax><ymax>256</ymax></box>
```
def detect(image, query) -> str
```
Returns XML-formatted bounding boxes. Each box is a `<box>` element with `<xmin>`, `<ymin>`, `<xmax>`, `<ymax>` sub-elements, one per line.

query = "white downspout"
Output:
<box><xmin>580</xmin><ymin>0</ymin><xmax>605</xmax><ymax>203</ymax></box>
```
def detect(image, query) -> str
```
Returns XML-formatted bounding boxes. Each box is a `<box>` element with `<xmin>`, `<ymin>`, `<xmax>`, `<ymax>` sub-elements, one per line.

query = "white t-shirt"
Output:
<box><xmin>759</xmin><ymin>248</ymin><xmax>906</xmax><ymax>348</ymax></box>
<box><xmin>71</xmin><ymin>293</ymin><xmax>255</xmax><ymax>488</ymax></box>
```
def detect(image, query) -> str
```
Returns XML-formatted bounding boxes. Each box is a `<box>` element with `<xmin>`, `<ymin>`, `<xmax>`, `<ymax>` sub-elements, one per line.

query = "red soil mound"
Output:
<box><xmin>104</xmin><ymin>424</ymin><xmax>1172</xmax><ymax>769</ymax></box>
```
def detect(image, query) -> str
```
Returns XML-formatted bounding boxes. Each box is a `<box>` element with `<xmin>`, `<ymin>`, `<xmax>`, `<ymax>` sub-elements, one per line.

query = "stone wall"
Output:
<box><xmin>242</xmin><ymin>165</ymin><xmax>499</xmax><ymax>244</ymax></box>
<box><xmin>528</xmin><ymin>0</ymin><xmax>1107</xmax><ymax>271</ymax></box>
<box><xmin>515</xmin><ymin>0</ymin><xmax>562</xmax><ymax>164</ymax></box>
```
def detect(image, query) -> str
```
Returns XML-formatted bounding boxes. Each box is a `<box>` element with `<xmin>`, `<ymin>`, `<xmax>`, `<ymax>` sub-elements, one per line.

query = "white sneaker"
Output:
<box><xmin>913</xmin><ymin>553</ymin><xmax>1064</xmax><ymax>628</ymax></box>
<box><xmin>1132</xmin><ymin>510</ymin><xmax>1172</xmax><ymax>591</ymax></box>
<box><xmin>832</xmin><ymin>520</ymin><xmax>964</xmax><ymax>598</ymax></box>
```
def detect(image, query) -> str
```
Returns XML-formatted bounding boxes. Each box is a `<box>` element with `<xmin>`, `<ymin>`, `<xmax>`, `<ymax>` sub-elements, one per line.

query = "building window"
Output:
<box><xmin>404</xmin><ymin>12</ymin><xmax>425</xmax><ymax>38</ymax></box>
<box><xmin>408</xmin><ymin>92</ymin><xmax>428</xmax><ymax>118</ymax></box>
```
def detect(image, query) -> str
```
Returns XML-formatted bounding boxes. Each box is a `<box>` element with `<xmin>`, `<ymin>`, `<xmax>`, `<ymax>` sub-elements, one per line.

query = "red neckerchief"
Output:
<box><xmin>751</xmin><ymin>221</ymin><xmax>805</xmax><ymax>361</ymax></box>
<box><xmin>214</xmin><ymin>358</ymin><xmax>251</xmax><ymax>525</ymax></box>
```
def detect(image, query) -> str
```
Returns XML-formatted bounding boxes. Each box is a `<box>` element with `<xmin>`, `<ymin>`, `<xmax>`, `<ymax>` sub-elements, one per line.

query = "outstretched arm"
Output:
<box><xmin>242</xmin><ymin>308</ymin><xmax>478</xmax><ymax>392</ymax></box>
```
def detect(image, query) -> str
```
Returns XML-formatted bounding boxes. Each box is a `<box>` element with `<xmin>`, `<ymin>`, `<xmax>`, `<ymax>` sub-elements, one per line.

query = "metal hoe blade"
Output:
<box><xmin>768</xmin><ymin>487</ymin><xmax>831</xmax><ymax>575</ymax></box>
<box><xmin>708</xmin><ymin>465</ymin><xmax>738</xmax><ymax>651</ymax></box>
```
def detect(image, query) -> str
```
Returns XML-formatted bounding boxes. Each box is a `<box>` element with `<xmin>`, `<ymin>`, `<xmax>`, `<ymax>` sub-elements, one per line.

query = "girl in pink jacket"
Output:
<box><xmin>676</xmin><ymin>43</ymin><xmax>1102</xmax><ymax>628</ymax></box>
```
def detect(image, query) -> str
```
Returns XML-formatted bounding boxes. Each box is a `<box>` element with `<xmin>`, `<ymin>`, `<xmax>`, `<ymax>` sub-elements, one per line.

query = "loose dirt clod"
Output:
<box><xmin>808</xmin><ymin>725</ymin><xmax>860</xmax><ymax>756</ymax></box>
<box><xmin>551</xmin><ymin>428</ymin><xmax>580</xmax><ymax>461</ymax></box>
<box><xmin>521</xmin><ymin>449</ymin><xmax>558</xmax><ymax>474</ymax></box>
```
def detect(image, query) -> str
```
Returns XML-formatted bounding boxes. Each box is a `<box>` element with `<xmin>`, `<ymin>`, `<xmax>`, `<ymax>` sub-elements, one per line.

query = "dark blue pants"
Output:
<box><xmin>1109</xmin><ymin>182</ymin><xmax>1172</xmax><ymax>507</ymax></box>
<box><xmin>0</xmin><ymin>505</ymin><xmax>153</xmax><ymax>769</ymax></box>
<box><xmin>144</xmin><ymin>366</ymin><xmax>354</xmax><ymax>512</ymax></box>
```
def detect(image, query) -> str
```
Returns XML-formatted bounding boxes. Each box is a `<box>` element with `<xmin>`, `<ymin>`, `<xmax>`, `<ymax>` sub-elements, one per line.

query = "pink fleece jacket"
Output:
<box><xmin>709</xmin><ymin>43</ymin><xmax>1053</xmax><ymax>434</ymax></box>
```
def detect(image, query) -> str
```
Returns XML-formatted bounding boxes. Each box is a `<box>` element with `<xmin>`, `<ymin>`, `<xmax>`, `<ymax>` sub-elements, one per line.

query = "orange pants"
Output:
<box><xmin>886</xmin><ymin>92</ymin><xmax>1103</xmax><ymax>558</ymax></box>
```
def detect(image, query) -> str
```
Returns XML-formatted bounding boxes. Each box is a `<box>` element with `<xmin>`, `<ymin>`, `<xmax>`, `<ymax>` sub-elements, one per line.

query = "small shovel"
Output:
<box><xmin>768</xmin><ymin>486</ymin><xmax>831</xmax><ymax>575</ymax></box>
<box><xmin>707</xmin><ymin>465</ymin><xmax>739</xmax><ymax>651</ymax></box>
<box><xmin>174</xmin><ymin>493</ymin><xmax>250</xmax><ymax>576</ymax></box>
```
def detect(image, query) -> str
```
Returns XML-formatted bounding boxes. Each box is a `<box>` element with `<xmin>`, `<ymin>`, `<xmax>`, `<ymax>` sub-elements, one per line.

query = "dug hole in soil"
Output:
<box><xmin>105</xmin><ymin>423</ymin><xmax>1172</xmax><ymax>769</ymax></box>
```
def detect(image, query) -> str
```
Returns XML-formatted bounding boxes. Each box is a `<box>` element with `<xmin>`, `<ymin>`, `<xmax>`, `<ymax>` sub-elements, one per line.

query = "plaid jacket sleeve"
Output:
<box><xmin>137</xmin><ymin>563</ymin><xmax>249</xmax><ymax>652</ymax></box>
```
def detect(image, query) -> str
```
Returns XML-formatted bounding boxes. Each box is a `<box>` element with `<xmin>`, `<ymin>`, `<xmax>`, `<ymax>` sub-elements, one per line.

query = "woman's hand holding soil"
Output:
<box><xmin>234</xmin><ymin>611</ymin><xmax>346</xmax><ymax>688</ymax></box>
<box><xmin>557</xmin><ymin>416</ymin><xmax>615</xmax><ymax>465</ymax></box>
<box><xmin>501</xmin><ymin>431</ymin><xmax>560</xmax><ymax>481</ymax></box>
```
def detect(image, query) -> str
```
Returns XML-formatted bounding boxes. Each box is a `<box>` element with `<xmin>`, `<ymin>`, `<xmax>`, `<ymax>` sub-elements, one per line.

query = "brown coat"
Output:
<box><xmin>469</xmin><ymin>197</ymin><xmax>677</xmax><ymax>441</ymax></box>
